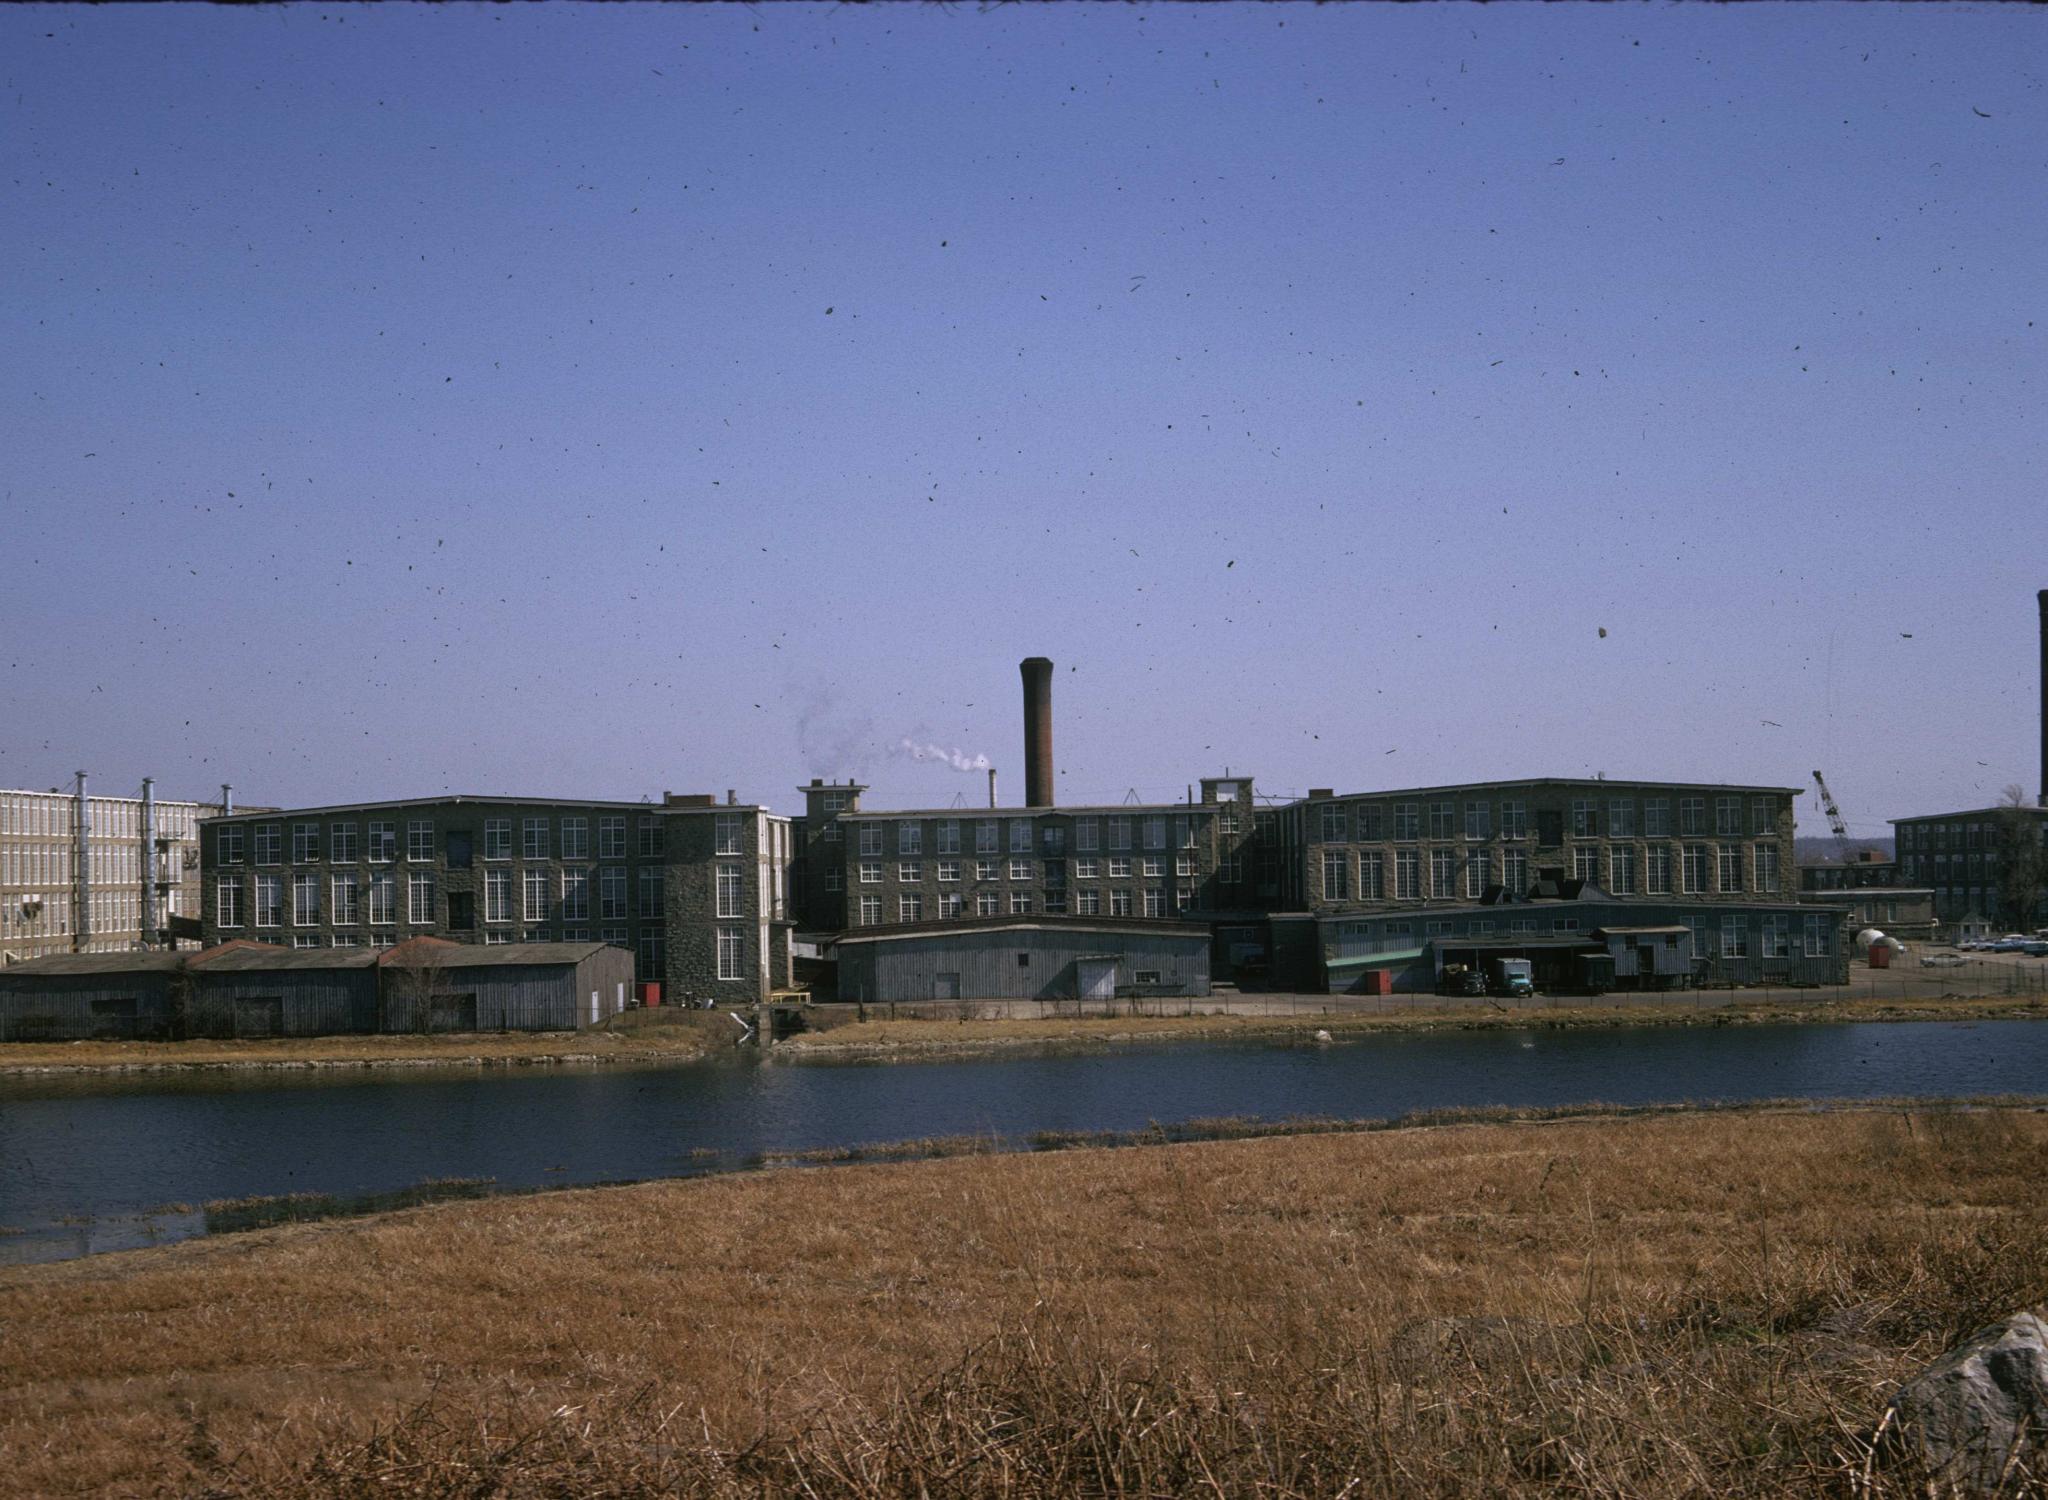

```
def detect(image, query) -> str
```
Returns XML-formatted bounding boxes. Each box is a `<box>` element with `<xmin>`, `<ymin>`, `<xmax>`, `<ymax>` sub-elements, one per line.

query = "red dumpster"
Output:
<box><xmin>1868</xmin><ymin>944</ymin><xmax>1891</xmax><ymax>969</ymax></box>
<box><xmin>1362</xmin><ymin>969</ymin><xmax>1394</xmax><ymax>996</ymax></box>
<box><xmin>637</xmin><ymin>981</ymin><xmax>663</xmax><ymax>1008</ymax></box>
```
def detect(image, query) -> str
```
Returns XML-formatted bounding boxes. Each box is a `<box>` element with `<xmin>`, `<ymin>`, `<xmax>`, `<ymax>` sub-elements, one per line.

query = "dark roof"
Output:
<box><xmin>0</xmin><ymin>951</ymin><xmax>187</xmax><ymax>977</ymax></box>
<box><xmin>194</xmin><ymin>946</ymin><xmax>378</xmax><ymax>972</ymax></box>
<box><xmin>840</xmin><ymin>803</ymin><xmax>1211</xmax><ymax>821</ymax></box>
<box><xmin>204</xmin><ymin>795</ymin><xmax>778</xmax><ymax>823</ymax></box>
<box><xmin>373</xmin><ymin>937</ymin><xmax>616</xmax><ymax>969</ymax></box>
<box><xmin>1307</xmin><ymin>777</ymin><xmax>1805</xmax><ymax>802</ymax></box>
<box><xmin>1594</xmin><ymin>925</ymin><xmax>1691</xmax><ymax>937</ymax></box>
<box><xmin>1891</xmin><ymin>806</ymin><xmax>2048</xmax><ymax>825</ymax></box>
<box><xmin>430</xmin><ymin>943</ymin><xmax>615</xmax><ymax>968</ymax></box>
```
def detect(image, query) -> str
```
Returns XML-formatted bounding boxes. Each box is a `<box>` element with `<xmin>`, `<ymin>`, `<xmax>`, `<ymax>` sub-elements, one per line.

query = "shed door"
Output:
<box><xmin>934</xmin><ymin>972</ymin><xmax>961</xmax><ymax>1000</ymax></box>
<box><xmin>234</xmin><ymin>996</ymin><xmax>284</xmax><ymax>1039</ymax></box>
<box><xmin>1077</xmin><ymin>958</ymin><xmax>1117</xmax><ymax>1000</ymax></box>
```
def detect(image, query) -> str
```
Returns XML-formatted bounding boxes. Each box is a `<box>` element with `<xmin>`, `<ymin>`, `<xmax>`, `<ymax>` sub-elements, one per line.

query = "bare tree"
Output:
<box><xmin>384</xmin><ymin>938</ymin><xmax>455</xmax><ymax>1033</ymax></box>
<box><xmin>1993</xmin><ymin>786</ymin><xmax>2046</xmax><ymax>932</ymax></box>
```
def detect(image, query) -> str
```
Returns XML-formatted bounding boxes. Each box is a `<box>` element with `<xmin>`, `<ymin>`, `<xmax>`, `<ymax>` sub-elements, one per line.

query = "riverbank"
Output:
<box><xmin>781</xmin><ymin>991</ymin><xmax>2048</xmax><ymax>1058</ymax></box>
<box><xmin>4</xmin><ymin>992</ymin><xmax>2043</xmax><ymax>1074</ymax></box>
<box><xmin>0</xmin><ymin>1009</ymin><xmax>728</xmax><ymax>1075</ymax></box>
<box><xmin>2</xmin><ymin>1102</ymin><xmax>2041</xmax><ymax>1497</ymax></box>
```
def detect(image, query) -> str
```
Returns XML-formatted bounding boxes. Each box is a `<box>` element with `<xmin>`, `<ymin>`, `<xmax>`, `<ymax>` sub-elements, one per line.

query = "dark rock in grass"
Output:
<box><xmin>1885</xmin><ymin>1310</ymin><xmax>2048</xmax><ymax>1493</ymax></box>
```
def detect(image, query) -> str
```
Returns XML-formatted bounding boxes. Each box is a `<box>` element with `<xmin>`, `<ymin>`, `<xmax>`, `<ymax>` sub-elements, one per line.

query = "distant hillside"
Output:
<box><xmin>1795</xmin><ymin>835</ymin><xmax>1892</xmax><ymax>864</ymax></box>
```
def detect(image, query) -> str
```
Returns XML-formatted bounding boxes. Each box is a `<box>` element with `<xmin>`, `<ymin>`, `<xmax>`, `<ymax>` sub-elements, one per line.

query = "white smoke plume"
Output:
<box><xmin>896</xmin><ymin>737</ymin><xmax>991</xmax><ymax>773</ymax></box>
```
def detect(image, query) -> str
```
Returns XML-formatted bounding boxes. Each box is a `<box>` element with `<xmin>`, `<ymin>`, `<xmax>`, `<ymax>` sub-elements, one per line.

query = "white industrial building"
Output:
<box><xmin>1</xmin><ymin>777</ymin><xmax>231</xmax><ymax>962</ymax></box>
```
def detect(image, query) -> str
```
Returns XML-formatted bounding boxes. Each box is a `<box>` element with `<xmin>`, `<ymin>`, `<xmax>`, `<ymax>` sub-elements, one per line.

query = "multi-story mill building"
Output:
<box><xmin>1891</xmin><ymin>805</ymin><xmax>2048</xmax><ymax>928</ymax></box>
<box><xmin>2</xmin><ymin>778</ymin><xmax>227</xmax><ymax>962</ymax></box>
<box><xmin>199</xmin><ymin>792</ymin><xmax>796</xmax><ymax>1003</ymax></box>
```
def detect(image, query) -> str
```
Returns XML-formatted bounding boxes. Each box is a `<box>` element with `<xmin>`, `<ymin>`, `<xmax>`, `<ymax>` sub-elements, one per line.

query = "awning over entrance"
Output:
<box><xmin>1324</xmin><ymin>948</ymin><xmax>1425</xmax><ymax>971</ymax></box>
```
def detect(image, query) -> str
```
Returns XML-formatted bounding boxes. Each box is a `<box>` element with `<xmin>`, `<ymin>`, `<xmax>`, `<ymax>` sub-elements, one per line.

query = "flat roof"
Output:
<box><xmin>1307</xmin><ymin>777</ymin><xmax>1805</xmax><ymax>801</ymax></box>
<box><xmin>204</xmin><ymin>796</ymin><xmax>781</xmax><ymax>822</ymax></box>
<box><xmin>1892</xmin><ymin>806</ymin><xmax>2048</xmax><ymax>824</ymax></box>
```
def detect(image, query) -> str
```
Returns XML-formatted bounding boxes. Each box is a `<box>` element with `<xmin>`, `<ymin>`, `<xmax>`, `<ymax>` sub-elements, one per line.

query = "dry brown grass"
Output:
<box><xmin>782</xmin><ymin>992</ymin><xmax>2048</xmax><ymax>1057</ymax></box>
<box><xmin>3</xmin><ymin>1105</ymin><xmax>2045</xmax><ymax>1497</ymax></box>
<box><xmin>0</xmin><ymin>1008</ymin><xmax>729</xmax><ymax>1074</ymax></box>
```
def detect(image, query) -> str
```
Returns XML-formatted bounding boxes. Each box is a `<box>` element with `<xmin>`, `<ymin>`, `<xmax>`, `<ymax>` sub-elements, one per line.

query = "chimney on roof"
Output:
<box><xmin>727</xmin><ymin>789</ymin><xmax>737</xmax><ymax>806</ymax></box>
<box><xmin>1021</xmin><ymin>656</ymin><xmax>1054</xmax><ymax>808</ymax></box>
<box><xmin>988</xmin><ymin>767</ymin><xmax>998</xmax><ymax>808</ymax></box>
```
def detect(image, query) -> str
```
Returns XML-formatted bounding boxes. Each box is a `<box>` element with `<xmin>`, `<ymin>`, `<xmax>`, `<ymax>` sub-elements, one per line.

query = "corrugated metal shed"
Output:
<box><xmin>836</xmin><ymin>921</ymin><xmax>1210</xmax><ymax>1003</ymax></box>
<box><xmin>0</xmin><ymin>940</ymin><xmax>637</xmax><ymax>1040</ymax></box>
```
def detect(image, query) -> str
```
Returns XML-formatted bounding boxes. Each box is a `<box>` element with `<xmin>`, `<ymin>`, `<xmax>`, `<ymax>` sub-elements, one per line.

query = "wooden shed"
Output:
<box><xmin>0</xmin><ymin>953</ymin><xmax>185</xmax><ymax>1041</ymax></box>
<box><xmin>184</xmin><ymin>943</ymin><xmax>380</xmax><ymax>1038</ymax></box>
<box><xmin>377</xmin><ymin>938</ymin><xmax>634</xmax><ymax>1032</ymax></box>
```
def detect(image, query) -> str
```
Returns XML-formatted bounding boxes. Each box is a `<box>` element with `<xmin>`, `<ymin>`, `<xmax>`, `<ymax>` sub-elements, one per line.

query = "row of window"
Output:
<box><xmin>215</xmin><ymin>813</ymin><xmax>753</xmax><ymax>866</ymax></box>
<box><xmin>0</xmin><ymin>886</ymin><xmax>185</xmax><ymax>933</ymax></box>
<box><xmin>1337</xmin><ymin>912</ymin><xmax>1833</xmax><ymax>958</ymax></box>
<box><xmin>1314</xmin><ymin>795</ymin><xmax>1780</xmax><ymax>844</ymax></box>
<box><xmin>1907</xmin><ymin>853</ymin><xmax>2010</xmax><ymax>880</ymax></box>
<box><xmin>0</xmin><ymin>793</ymin><xmax>204</xmax><ymax>841</ymax></box>
<box><xmin>843</xmin><ymin>815</ymin><xmax>1208</xmax><ymax>857</ymax></box>
<box><xmin>847</xmin><ymin>855</ymin><xmax>1198</xmax><ymax>885</ymax></box>
<box><xmin>1318</xmin><ymin>842</ymin><xmax>1783</xmax><ymax>901</ymax></box>
<box><xmin>1899</xmin><ymin>820</ymin><xmax>2048</xmax><ymax>851</ymax></box>
<box><xmin>854</xmin><ymin>888</ymin><xmax>1190</xmax><ymax>924</ymax></box>
<box><xmin>217</xmin><ymin>868</ymin><xmax>672</xmax><ymax>927</ymax></box>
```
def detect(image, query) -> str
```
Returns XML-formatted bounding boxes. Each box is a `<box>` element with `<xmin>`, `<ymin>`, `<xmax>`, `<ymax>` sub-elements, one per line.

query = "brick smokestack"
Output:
<box><xmin>2039</xmin><ymin>589</ymin><xmax>2047</xmax><ymax>807</ymax></box>
<box><xmin>1021</xmin><ymin>656</ymin><xmax>1054</xmax><ymax>808</ymax></box>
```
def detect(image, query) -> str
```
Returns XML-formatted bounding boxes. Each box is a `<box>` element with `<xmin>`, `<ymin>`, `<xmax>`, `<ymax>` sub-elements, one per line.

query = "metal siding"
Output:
<box><xmin>854</xmin><ymin>928</ymin><xmax>1210</xmax><ymax>1002</ymax></box>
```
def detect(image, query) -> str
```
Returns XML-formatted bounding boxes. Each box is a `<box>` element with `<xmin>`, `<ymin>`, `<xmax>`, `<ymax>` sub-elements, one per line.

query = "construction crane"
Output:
<box><xmin>1811</xmin><ymin>770</ymin><xmax>1853</xmax><ymax>862</ymax></box>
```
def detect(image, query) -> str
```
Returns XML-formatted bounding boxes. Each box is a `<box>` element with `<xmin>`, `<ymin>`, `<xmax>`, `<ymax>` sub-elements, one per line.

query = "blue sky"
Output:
<box><xmin>1</xmin><ymin>5</ymin><xmax>2041</xmax><ymax>834</ymax></box>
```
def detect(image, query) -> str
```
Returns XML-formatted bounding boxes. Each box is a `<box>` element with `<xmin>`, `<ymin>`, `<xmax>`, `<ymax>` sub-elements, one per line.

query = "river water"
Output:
<box><xmin>3</xmin><ymin>1019</ymin><xmax>2045</xmax><ymax>1266</ymax></box>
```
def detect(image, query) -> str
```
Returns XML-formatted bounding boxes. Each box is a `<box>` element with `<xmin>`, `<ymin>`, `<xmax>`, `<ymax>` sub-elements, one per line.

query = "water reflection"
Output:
<box><xmin>2</xmin><ymin>1020</ymin><xmax>2043</xmax><ymax>1266</ymax></box>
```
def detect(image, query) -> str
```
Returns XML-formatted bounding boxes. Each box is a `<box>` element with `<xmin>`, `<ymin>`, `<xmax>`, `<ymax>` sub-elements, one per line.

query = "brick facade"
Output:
<box><xmin>200</xmin><ymin>795</ymin><xmax>794</xmax><ymax>1004</ymax></box>
<box><xmin>1285</xmin><ymin>779</ymin><xmax>1801</xmax><ymax>916</ymax></box>
<box><xmin>831</xmin><ymin>777</ymin><xmax>1261</xmax><ymax>935</ymax></box>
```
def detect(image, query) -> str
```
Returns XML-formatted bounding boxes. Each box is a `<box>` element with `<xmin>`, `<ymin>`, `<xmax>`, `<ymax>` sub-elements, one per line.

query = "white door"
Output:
<box><xmin>1077</xmin><ymin>958</ymin><xmax>1117</xmax><ymax>1000</ymax></box>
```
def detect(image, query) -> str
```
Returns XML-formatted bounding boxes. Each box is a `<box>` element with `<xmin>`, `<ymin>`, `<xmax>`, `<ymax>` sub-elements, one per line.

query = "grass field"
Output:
<box><xmin>3</xmin><ymin>1104</ymin><xmax>2044</xmax><ymax>1496</ymax></box>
